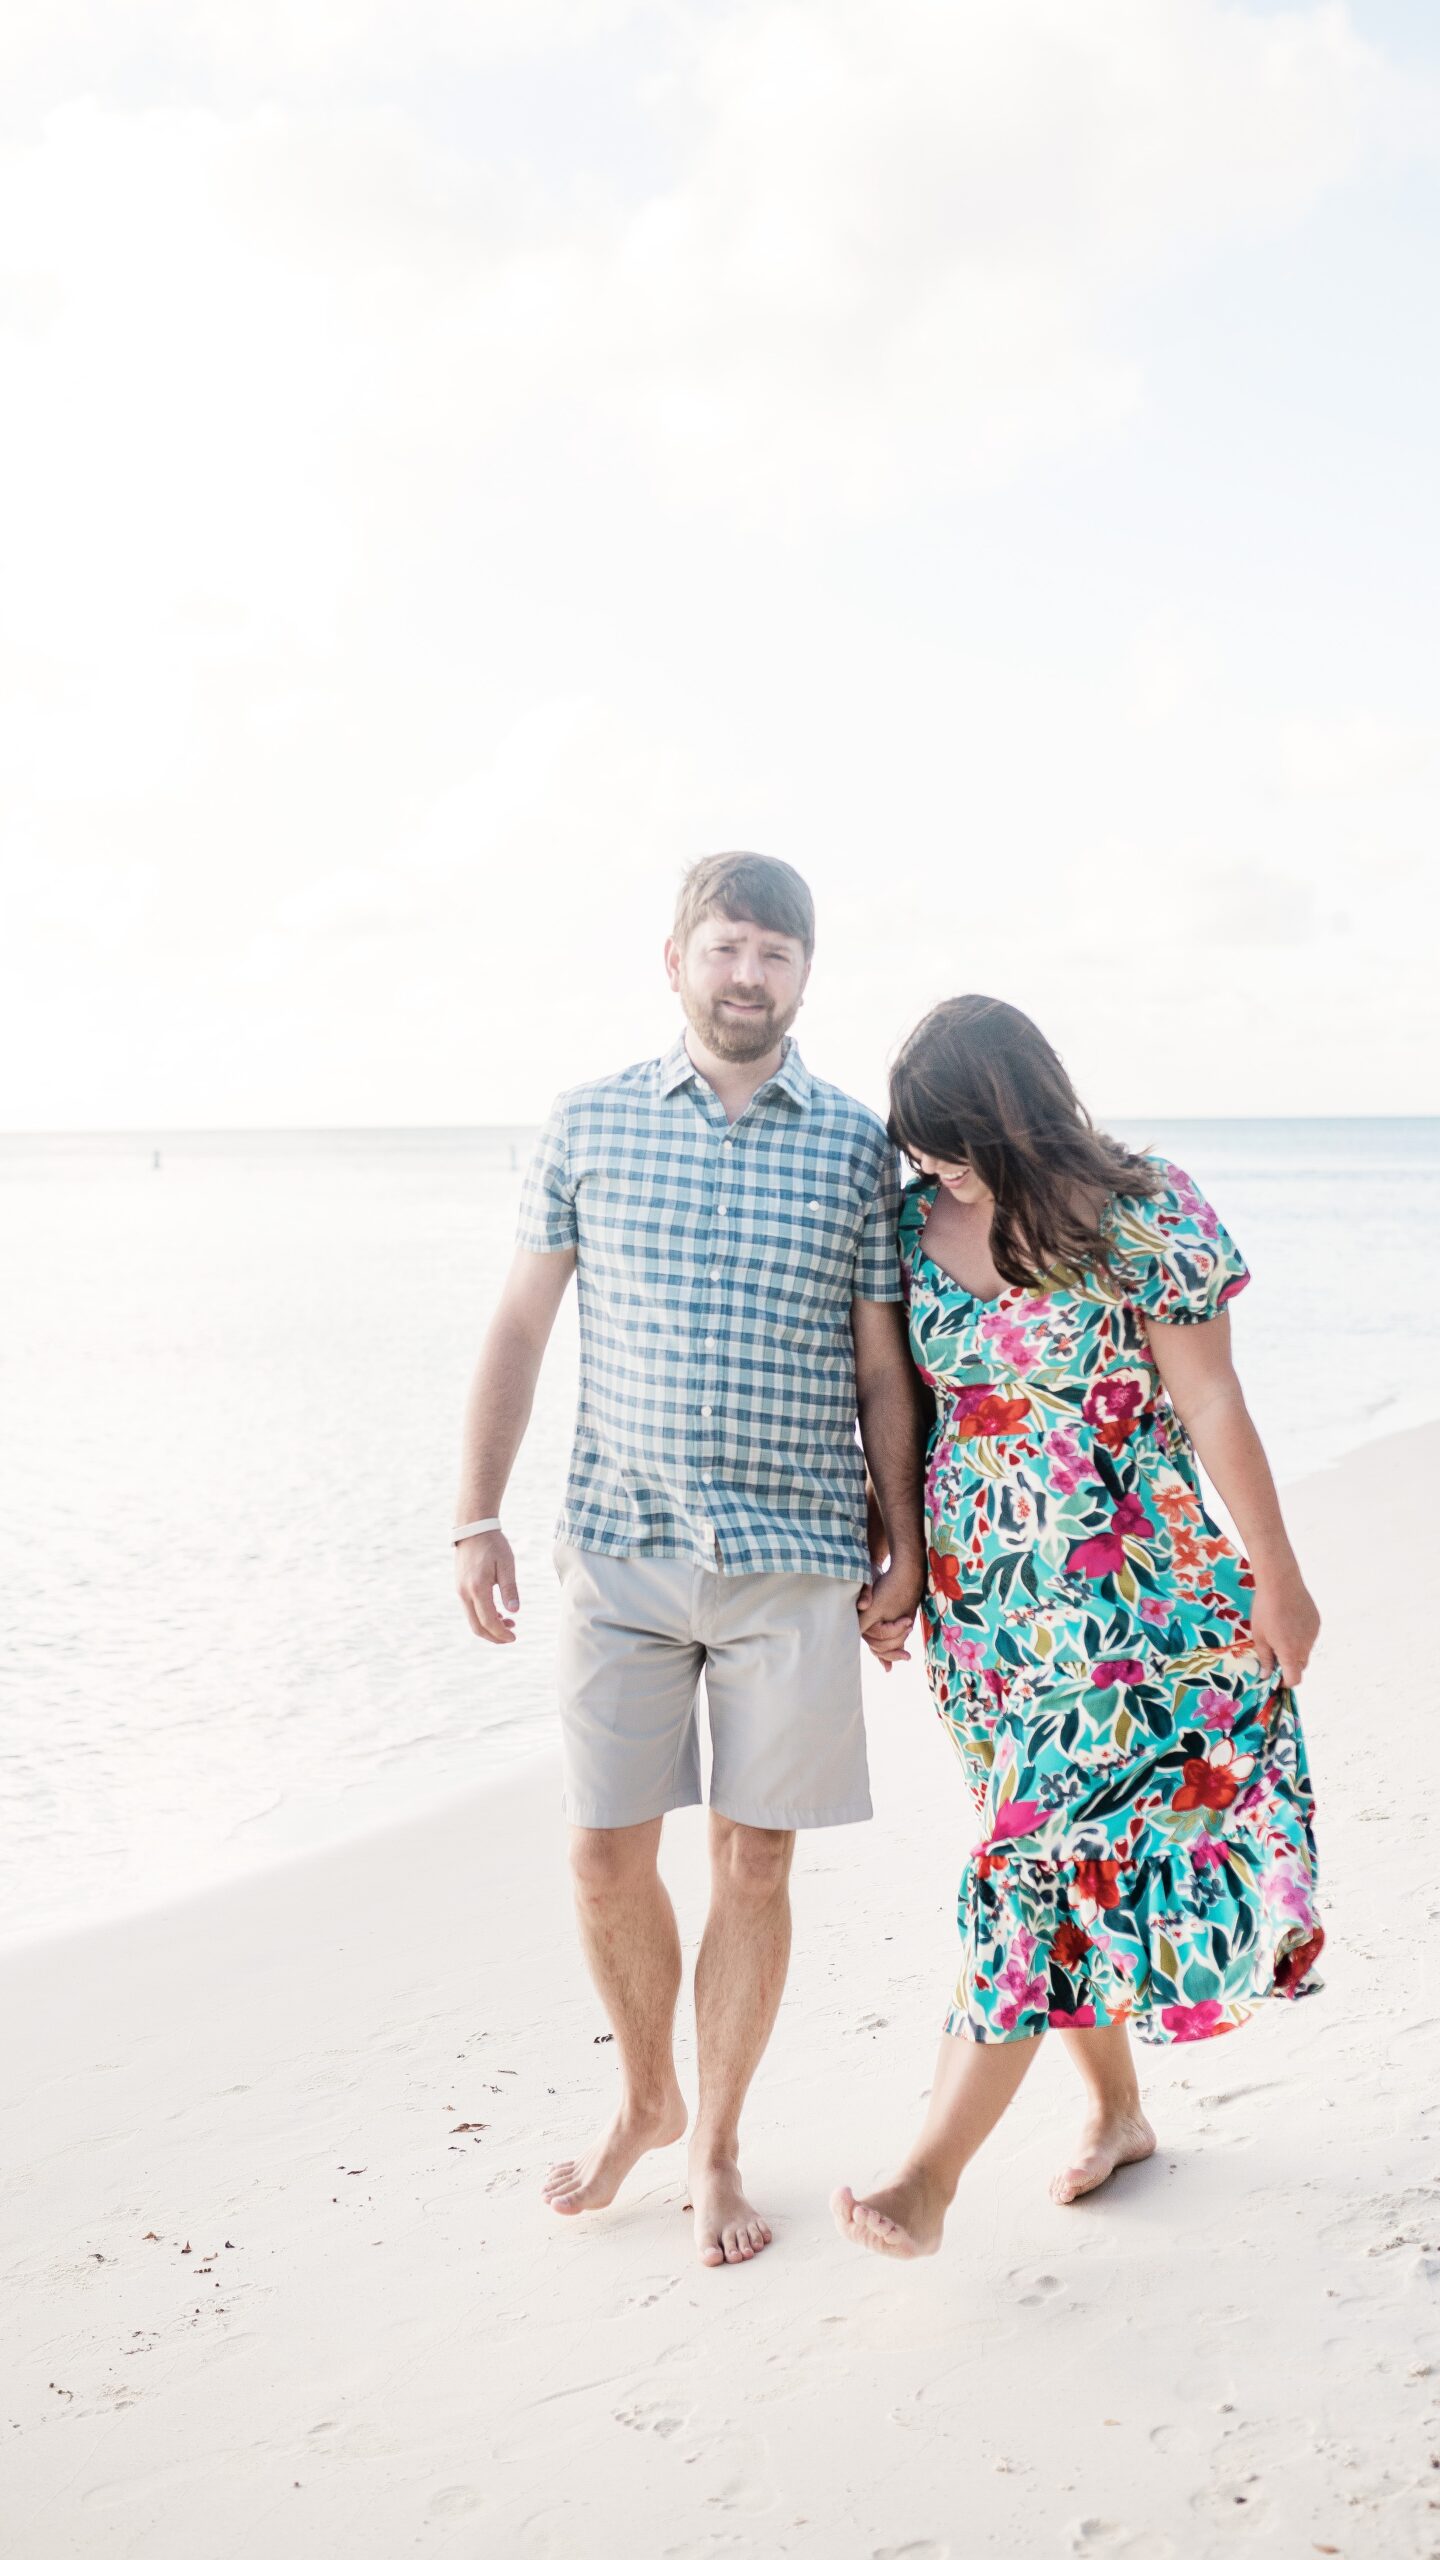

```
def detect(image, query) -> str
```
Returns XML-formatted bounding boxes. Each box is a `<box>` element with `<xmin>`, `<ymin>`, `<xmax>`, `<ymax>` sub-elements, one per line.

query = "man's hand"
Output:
<box><xmin>857</xmin><ymin>1557</ymin><xmax>924</xmax><ymax>1674</ymax></box>
<box><xmin>457</xmin><ymin>1529</ymin><xmax>521</xmax><ymax>1644</ymax></box>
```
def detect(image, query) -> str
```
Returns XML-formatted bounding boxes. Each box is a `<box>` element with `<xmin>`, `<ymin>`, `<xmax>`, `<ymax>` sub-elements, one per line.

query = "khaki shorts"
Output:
<box><xmin>554</xmin><ymin>1545</ymin><xmax>871</xmax><ymax>1832</ymax></box>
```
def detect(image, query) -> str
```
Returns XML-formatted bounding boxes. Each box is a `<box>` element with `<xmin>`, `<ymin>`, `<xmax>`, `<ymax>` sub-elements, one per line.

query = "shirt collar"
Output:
<box><xmin>657</xmin><ymin>1032</ymin><xmax>811</xmax><ymax>1113</ymax></box>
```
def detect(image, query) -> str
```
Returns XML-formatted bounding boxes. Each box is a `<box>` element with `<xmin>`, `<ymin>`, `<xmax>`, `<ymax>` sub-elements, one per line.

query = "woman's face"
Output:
<box><xmin>910</xmin><ymin>1147</ymin><xmax>992</xmax><ymax>1208</ymax></box>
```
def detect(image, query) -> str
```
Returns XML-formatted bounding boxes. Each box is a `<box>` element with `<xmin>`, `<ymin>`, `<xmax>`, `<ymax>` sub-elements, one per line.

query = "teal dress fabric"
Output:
<box><xmin>902</xmin><ymin>1161</ymin><xmax>1324</xmax><ymax>2045</ymax></box>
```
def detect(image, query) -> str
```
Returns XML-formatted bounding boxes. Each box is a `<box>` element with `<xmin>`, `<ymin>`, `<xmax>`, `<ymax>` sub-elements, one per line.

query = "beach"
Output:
<box><xmin>3</xmin><ymin>1420</ymin><xmax>1437</xmax><ymax>2558</ymax></box>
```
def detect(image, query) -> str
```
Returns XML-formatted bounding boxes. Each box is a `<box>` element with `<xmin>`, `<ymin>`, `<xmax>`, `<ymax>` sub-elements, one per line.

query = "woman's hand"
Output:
<box><xmin>1249</xmin><ymin>1567</ymin><xmax>1321</xmax><ymax>1688</ymax></box>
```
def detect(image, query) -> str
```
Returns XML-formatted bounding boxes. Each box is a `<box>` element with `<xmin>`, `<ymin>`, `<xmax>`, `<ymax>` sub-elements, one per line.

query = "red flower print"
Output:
<box><xmin>1052</xmin><ymin>1921</ymin><xmax>1091</xmax><ymax>1970</ymax></box>
<box><xmin>1082</xmin><ymin>1372</ymin><xmax>1146</xmax><ymax>1451</ymax></box>
<box><xmin>1092</xmin><ymin>1657</ymin><xmax>1145</xmax><ymax>1690</ymax></box>
<box><xmin>1275</xmin><ymin>1926</ymin><xmax>1325</xmax><ymax>1993</ymax></box>
<box><xmin>1173</xmin><ymin>1739</ymin><xmax>1254</xmax><ymax>1814</ymax></box>
<box><xmin>1174</xmin><ymin>1756</ymin><xmax>1239</xmax><ymax>1813</ymax></box>
<box><xmin>951</xmin><ymin>1383</ymin><xmax>1033</xmax><ymax>1441</ymax></box>
<box><xmin>1048</xmin><ymin>2004</ymin><xmax>1098</xmax><ymax>2029</ymax></box>
<box><xmin>1064</xmin><ymin>1489</ymin><xmax>1156</xmax><ymax>1581</ymax></box>
<box><xmin>1070</xmin><ymin>1858</ymin><xmax>1121</xmax><ymax>1913</ymax></box>
<box><xmin>929</xmin><ymin>1548</ymin><xmax>965</xmax><ymax>1604</ymax></box>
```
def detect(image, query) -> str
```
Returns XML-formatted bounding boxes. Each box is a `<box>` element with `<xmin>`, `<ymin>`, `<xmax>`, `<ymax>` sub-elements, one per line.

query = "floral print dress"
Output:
<box><xmin>903</xmin><ymin>1161</ymin><xmax>1323</xmax><ymax>2046</ymax></box>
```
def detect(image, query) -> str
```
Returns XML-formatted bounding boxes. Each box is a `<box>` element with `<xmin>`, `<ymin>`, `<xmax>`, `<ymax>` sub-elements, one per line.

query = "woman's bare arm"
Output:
<box><xmin>1145</xmin><ymin>1309</ymin><xmax>1320</xmax><ymax>1687</ymax></box>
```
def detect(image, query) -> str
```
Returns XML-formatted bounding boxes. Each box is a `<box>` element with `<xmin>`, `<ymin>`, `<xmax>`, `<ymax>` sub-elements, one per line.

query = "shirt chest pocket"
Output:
<box><xmin>748</xmin><ymin>1184</ymin><xmax>862</xmax><ymax>1297</ymax></box>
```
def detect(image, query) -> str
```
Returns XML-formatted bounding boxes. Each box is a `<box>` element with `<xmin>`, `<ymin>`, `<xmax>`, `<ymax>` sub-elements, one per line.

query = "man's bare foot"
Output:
<box><xmin>1049</xmin><ymin>2107</ymin><xmax>1157</xmax><ymax>2205</ymax></box>
<box><xmin>542</xmin><ymin>2092</ymin><xmax>687</xmax><ymax>2217</ymax></box>
<box><xmin>831</xmin><ymin>2167</ymin><xmax>949</xmax><ymax>2260</ymax></box>
<box><xmin>688</xmin><ymin>2153</ymin><xmax>773</xmax><ymax>2268</ymax></box>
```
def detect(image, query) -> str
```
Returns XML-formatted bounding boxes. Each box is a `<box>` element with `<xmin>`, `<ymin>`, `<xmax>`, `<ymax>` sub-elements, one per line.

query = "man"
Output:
<box><xmin>454</xmin><ymin>853</ymin><xmax>925</xmax><ymax>2268</ymax></box>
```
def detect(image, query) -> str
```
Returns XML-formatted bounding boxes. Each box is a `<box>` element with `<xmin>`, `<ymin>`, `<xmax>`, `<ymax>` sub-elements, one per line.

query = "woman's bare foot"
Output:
<box><xmin>831</xmin><ymin>2167</ymin><xmax>950</xmax><ymax>2260</ymax></box>
<box><xmin>688</xmin><ymin>2152</ymin><xmax>773</xmax><ymax>2268</ymax></box>
<box><xmin>1049</xmin><ymin>2107</ymin><xmax>1157</xmax><ymax>2205</ymax></box>
<box><xmin>542</xmin><ymin>2091</ymin><xmax>687</xmax><ymax>2217</ymax></box>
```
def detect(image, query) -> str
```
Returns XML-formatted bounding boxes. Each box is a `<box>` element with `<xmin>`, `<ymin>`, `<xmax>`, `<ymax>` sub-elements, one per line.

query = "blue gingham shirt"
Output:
<box><xmin>517</xmin><ymin>1035</ymin><xmax>902</xmax><ymax>1578</ymax></box>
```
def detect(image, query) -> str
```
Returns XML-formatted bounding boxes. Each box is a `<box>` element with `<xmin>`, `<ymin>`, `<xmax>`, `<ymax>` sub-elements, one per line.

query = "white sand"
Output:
<box><xmin>4</xmin><ymin>1424</ymin><xmax>1439</xmax><ymax>2559</ymax></box>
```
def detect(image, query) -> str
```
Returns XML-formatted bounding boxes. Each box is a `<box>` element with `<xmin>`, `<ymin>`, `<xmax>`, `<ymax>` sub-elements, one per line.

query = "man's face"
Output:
<box><xmin>666</xmin><ymin>911</ymin><xmax>811</xmax><ymax>1063</ymax></box>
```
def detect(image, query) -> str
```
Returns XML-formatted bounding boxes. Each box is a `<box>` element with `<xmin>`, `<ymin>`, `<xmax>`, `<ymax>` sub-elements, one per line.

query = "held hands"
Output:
<box><xmin>857</xmin><ymin>1556</ymin><xmax>924</xmax><ymax>1675</ymax></box>
<box><xmin>456</xmin><ymin>1529</ymin><xmax>520</xmax><ymax>1644</ymax></box>
<box><xmin>1249</xmin><ymin>1565</ymin><xmax>1321</xmax><ymax>1688</ymax></box>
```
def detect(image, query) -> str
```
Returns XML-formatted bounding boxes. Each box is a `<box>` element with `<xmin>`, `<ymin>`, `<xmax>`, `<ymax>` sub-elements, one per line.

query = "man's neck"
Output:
<box><xmin>683</xmin><ymin>1028</ymin><xmax>788</xmax><ymax>1126</ymax></box>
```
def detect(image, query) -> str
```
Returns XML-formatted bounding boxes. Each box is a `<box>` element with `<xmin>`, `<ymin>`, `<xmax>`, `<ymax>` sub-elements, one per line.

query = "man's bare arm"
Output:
<box><xmin>851</xmin><ymin>1297</ymin><xmax>929</xmax><ymax>1657</ymax></box>
<box><xmin>455</xmin><ymin>1245</ymin><xmax>576</xmax><ymax>1645</ymax></box>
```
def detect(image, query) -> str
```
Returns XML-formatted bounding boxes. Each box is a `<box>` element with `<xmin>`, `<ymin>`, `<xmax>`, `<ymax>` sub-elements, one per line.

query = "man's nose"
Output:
<box><xmin>729</xmin><ymin>950</ymin><xmax>765</xmax><ymax>987</ymax></box>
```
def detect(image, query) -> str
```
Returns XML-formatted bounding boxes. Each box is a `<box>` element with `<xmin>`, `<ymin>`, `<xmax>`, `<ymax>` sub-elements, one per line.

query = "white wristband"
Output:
<box><xmin>453</xmin><ymin>1517</ymin><xmax>503</xmax><ymax>1544</ymax></box>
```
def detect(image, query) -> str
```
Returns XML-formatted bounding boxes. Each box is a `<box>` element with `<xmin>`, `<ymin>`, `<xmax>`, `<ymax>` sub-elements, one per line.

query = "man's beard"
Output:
<box><xmin>681</xmin><ymin>982</ymin><xmax>799</xmax><ymax>1063</ymax></box>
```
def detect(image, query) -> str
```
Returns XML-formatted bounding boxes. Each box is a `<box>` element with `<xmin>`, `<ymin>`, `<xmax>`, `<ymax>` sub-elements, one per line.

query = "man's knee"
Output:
<box><xmin>568</xmin><ymin>1822</ymin><xmax>660</xmax><ymax>1904</ymax></box>
<box><xmin>709</xmin><ymin>1818</ymin><xmax>795</xmax><ymax>1904</ymax></box>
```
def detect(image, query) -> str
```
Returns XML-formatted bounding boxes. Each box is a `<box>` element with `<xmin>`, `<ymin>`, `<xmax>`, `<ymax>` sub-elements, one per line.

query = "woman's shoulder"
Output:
<box><xmin>1106</xmin><ymin>1158</ymin><xmax>1249</xmax><ymax>1322</ymax></box>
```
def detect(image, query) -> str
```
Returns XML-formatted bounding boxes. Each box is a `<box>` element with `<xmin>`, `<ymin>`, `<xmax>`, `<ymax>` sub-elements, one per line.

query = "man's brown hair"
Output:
<box><xmin>673</xmin><ymin>853</ymin><xmax>815</xmax><ymax>958</ymax></box>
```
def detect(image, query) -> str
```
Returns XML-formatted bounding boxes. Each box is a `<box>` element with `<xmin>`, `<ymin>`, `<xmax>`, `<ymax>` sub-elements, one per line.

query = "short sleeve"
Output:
<box><xmin>1110</xmin><ymin>1161</ymin><xmax>1249</xmax><ymax>1324</ymax></box>
<box><xmin>853</xmin><ymin>1141</ymin><xmax>903</xmax><ymax>1302</ymax></box>
<box><xmin>515</xmin><ymin>1095</ymin><xmax>579</xmax><ymax>1253</ymax></box>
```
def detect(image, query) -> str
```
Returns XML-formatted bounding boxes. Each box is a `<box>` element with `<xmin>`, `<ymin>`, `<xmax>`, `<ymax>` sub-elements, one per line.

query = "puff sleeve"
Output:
<box><xmin>1109</xmin><ymin>1161</ymin><xmax>1249</xmax><ymax>1324</ymax></box>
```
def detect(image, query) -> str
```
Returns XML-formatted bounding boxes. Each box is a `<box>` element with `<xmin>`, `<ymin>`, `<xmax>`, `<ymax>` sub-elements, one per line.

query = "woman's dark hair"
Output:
<box><xmin>887</xmin><ymin>995</ymin><xmax>1160</xmax><ymax>1289</ymax></box>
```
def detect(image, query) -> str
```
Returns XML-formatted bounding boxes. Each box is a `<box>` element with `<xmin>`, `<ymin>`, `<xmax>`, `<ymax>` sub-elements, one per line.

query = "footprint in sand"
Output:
<box><xmin>1068</xmin><ymin>2525</ymin><xmax>1176</xmax><ymax>2558</ymax></box>
<box><xmin>1013</xmin><ymin>2270</ymin><xmax>1063</xmax><ymax>2307</ymax></box>
<box><xmin>615</xmin><ymin>2401</ymin><xmax>689</xmax><ymax>2440</ymax></box>
<box><xmin>429</xmin><ymin>2486</ymin><xmax>486</xmax><ymax>2518</ymax></box>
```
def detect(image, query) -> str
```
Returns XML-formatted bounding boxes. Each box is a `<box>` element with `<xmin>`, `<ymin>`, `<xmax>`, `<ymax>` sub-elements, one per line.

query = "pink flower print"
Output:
<box><xmin>1159</xmin><ymin>2000</ymin><xmax>1229</xmax><ymax>2042</ymax></box>
<box><xmin>1261</xmin><ymin>1863</ymin><xmax>1317</xmax><ymax>1927</ymax></box>
<box><xmin>1139</xmin><ymin>1595</ymin><xmax>1170</xmax><ymax>1627</ymax></box>
<box><xmin>980</xmin><ymin>1307</ymin><xmax>1040</xmax><ymax>1374</ymax></box>
<box><xmin>1046</xmin><ymin>1425</ymin><xmax>1097</xmax><ymax>1497</ymax></box>
<box><xmin>1049</xmin><ymin>2004</ymin><xmax>1098</xmax><ymax>2030</ymax></box>
<box><xmin>1196</xmin><ymin>1687</ymin><xmax>1236</xmax><ymax>1734</ymax></box>
<box><xmin>1189</xmin><ymin>1835</ymin><xmax>1227</xmax><ymax>1872</ymax></box>
<box><xmin>988</xmin><ymin>1798</ymin><xmax>1048</xmax><ymax>1847</ymax></box>
<box><xmin>993</xmin><ymin>1928</ymin><xmax>1048</xmax><ymax>2034</ymax></box>
<box><xmin>1065</xmin><ymin>1489</ymin><xmax>1156</xmax><ymax>1580</ymax></box>
<box><xmin>1091</xmin><ymin>1657</ymin><xmax>1145</xmax><ymax>1690</ymax></box>
<box><xmin>943</xmin><ymin>1627</ymin><xmax>985</xmax><ymax>1671</ymax></box>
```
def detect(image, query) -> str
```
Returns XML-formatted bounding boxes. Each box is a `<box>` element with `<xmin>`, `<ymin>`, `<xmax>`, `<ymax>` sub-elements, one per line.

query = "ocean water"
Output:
<box><xmin>2</xmin><ymin>1117</ymin><xmax>1436</xmax><ymax>1949</ymax></box>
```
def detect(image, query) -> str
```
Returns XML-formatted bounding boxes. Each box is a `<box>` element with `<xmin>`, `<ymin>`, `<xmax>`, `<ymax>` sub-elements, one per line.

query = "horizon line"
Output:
<box><xmin>3</xmin><ymin>1112</ymin><xmax>1438</xmax><ymax>1140</ymax></box>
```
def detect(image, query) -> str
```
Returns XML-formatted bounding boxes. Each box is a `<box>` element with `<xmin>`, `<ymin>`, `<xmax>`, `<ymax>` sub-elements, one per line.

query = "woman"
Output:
<box><xmin>835</xmin><ymin>996</ymin><xmax>1323</xmax><ymax>2260</ymax></box>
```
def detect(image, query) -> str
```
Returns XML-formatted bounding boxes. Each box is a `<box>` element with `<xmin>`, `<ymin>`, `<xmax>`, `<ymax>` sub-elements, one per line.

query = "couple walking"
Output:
<box><xmin>455</xmin><ymin>854</ymin><xmax>1323</xmax><ymax>2267</ymax></box>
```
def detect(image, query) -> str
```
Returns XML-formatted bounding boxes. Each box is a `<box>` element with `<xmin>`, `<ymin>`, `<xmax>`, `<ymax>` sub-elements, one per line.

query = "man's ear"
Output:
<box><xmin>663</xmin><ymin>935</ymin><xmax>683</xmax><ymax>993</ymax></box>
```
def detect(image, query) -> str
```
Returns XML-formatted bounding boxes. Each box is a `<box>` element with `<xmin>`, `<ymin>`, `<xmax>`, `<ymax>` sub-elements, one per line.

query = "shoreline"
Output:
<box><xmin>4</xmin><ymin>1418</ymin><xmax>1438</xmax><ymax>2555</ymax></box>
<box><xmin>9</xmin><ymin>1411</ymin><xmax>1439</xmax><ymax>1968</ymax></box>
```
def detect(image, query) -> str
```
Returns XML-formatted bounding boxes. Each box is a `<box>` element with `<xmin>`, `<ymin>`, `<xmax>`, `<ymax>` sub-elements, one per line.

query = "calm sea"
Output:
<box><xmin>2</xmin><ymin>1118</ymin><xmax>1435</xmax><ymax>1949</ymax></box>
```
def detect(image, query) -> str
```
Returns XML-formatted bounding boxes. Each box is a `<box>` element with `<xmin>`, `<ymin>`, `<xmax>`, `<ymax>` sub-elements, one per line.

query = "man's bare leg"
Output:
<box><xmin>833</xmin><ymin>2030</ymin><xmax>1041</xmax><ymax>2259</ymax></box>
<box><xmin>543</xmin><ymin>1818</ymin><xmax>688</xmax><ymax>2216</ymax></box>
<box><xmin>1049</xmin><ymin>2019</ymin><xmax>1157</xmax><ymax>2204</ymax></box>
<box><xmin>687</xmin><ymin>1816</ymin><xmax>795</xmax><ymax>2268</ymax></box>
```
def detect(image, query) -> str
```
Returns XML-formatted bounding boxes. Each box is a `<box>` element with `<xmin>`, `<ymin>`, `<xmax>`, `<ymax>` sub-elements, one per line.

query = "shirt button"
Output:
<box><xmin>701</xmin><ymin>1472</ymin><xmax>713</xmax><ymax>1483</ymax></box>
<box><xmin>717</xmin><ymin>1203</ymin><xmax>728</xmax><ymax>1215</ymax></box>
<box><xmin>705</xmin><ymin>1336</ymin><xmax>717</xmax><ymax>1349</ymax></box>
<box><xmin>700</xmin><ymin>1404</ymin><xmax>713</xmax><ymax>1416</ymax></box>
<box><xmin>808</xmin><ymin>1199</ymin><xmax>821</xmax><ymax>1213</ymax></box>
<box><xmin>710</xmin><ymin>1268</ymin><xmax>721</xmax><ymax>1280</ymax></box>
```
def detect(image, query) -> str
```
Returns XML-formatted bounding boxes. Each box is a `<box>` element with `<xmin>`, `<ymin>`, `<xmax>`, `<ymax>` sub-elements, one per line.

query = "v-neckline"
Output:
<box><xmin>911</xmin><ymin>1179</ymin><xmax>1017</xmax><ymax>1308</ymax></box>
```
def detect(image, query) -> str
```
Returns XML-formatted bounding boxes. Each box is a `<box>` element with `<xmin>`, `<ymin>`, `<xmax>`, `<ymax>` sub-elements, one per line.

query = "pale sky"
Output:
<box><xmin>2</xmin><ymin>0</ymin><xmax>1438</xmax><ymax>1128</ymax></box>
